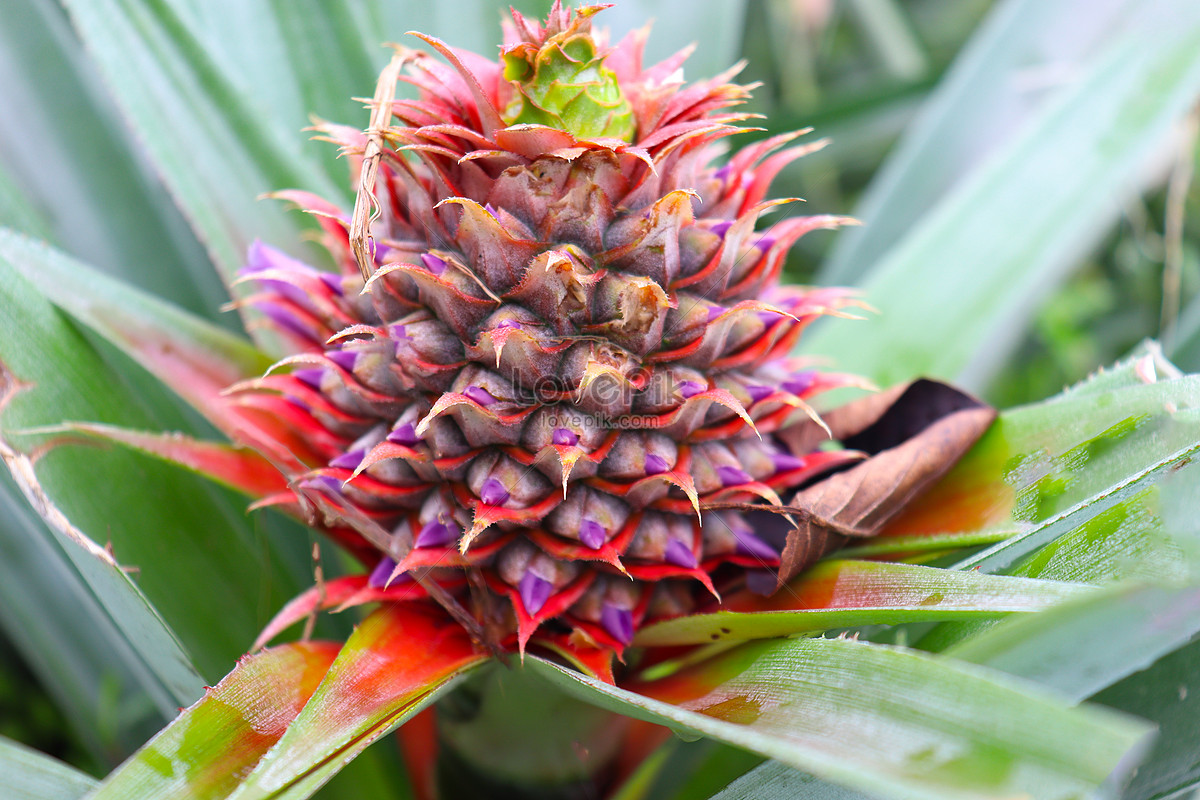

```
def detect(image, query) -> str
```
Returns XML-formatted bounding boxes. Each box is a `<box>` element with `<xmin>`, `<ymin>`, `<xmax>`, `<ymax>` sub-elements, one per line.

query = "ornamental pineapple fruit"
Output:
<box><xmin>231</xmin><ymin>2</ymin><xmax>863</xmax><ymax>657</ymax></box>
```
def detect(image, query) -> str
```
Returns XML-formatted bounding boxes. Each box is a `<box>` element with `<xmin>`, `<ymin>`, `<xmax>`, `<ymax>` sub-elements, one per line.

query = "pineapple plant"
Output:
<box><xmin>2</xmin><ymin>2</ymin><xmax>1200</xmax><ymax>799</ymax></box>
<box><xmin>221</xmin><ymin>1</ymin><xmax>992</xmax><ymax>665</ymax></box>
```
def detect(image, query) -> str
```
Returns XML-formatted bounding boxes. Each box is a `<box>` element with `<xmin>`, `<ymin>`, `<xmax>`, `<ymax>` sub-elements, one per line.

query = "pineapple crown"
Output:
<box><xmin>235</xmin><ymin>2</ymin><xmax>865</xmax><ymax>666</ymax></box>
<box><xmin>500</xmin><ymin>3</ymin><xmax>637</xmax><ymax>140</ymax></box>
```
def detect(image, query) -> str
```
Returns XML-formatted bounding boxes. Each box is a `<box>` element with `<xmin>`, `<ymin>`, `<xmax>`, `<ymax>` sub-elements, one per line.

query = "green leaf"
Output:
<box><xmin>223</xmin><ymin>603</ymin><xmax>487</xmax><ymax>800</ymax></box>
<box><xmin>1084</xmin><ymin>473</ymin><xmax>1200</xmax><ymax>800</ymax></box>
<box><xmin>645</xmin><ymin>740</ymin><xmax>764</xmax><ymax>800</ymax></box>
<box><xmin>942</xmin><ymin>583</ymin><xmax>1200</xmax><ymax>701</ymax></box>
<box><xmin>930</xmin><ymin>458</ymin><xmax>1200</xmax><ymax>799</ymax></box>
<box><xmin>0</xmin><ymin>0</ymin><xmax>225</xmax><ymax>319</ymax></box>
<box><xmin>530</xmin><ymin>635</ymin><xmax>1152</xmax><ymax>800</ymax></box>
<box><xmin>708</xmin><ymin>760</ymin><xmax>871</xmax><ymax>800</ymax></box>
<box><xmin>0</xmin><ymin>248</ymin><xmax>312</xmax><ymax>684</ymax></box>
<box><xmin>58</xmin><ymin>0</ymin><xmax>343</xmax><ymax>294</ymax></box>
<box><xmin>608</xmin><ymin>741</ymin><xmax>676</xmax><ymax>800</ymax></box>
<box><xmin>803</xmin><ymin>2</ymin><xmax>1200</xmax><ymax>390</ymax></box>
<box><xmin>0</xmin><ymin>158</ymin><xmax>51</xmax><ymax>242</ymax></box>
<box><xmin>0</xmin><ymin>735</ymin><xmax>96</xmax><ymax>800</ymax></box>
<box><xmin>0</xmin><ymin>473</ymin><xmax>183</xmax><ymax>759</ymax></box>
<box><xmin>228</xmin><ymin>0</ymin><xmax>383</xmax><ymax>133</ymax></box>
<box><xmin>0</xmin><ymin>400</ymin><xmax>204</xmax><ymax>720</ymax></box>
<box><xmin>0</xmin><ymin>231</ymin><xmax>273</xmax><ymax>440</ymax></box>
<box><xmin>1093</xmin><ymin>636</ymin><xmax>1200</xmax><ymax>800</ymax></box>
<box><xmin>633</xmin><ymin>559</ymin><xmax>1092</xmax><ymax>647</ymax></box>
<box><xmin>704</xmin><ymin>504</ymin><xmax>1197</xmax><ymax>800</ymax></box>
<box><xmin>86</xmin><ymin>641</ymin><xmax>342</xmax><ymax>800</ymax></box>
<box><xmin>914</xmin><ymin>452</ymin><xmax>1199</xmax><ymax>657</ymax></box>
<box><xmin>880</xmin><ymin>375</ymin><xmax>1200</xmax><ymax>576</ymax></box>
<box><xmin>161</xmin><ymin>0</ymin><xmax>383</xmax><ymax>189</ymax></box>
<box><xmin>842</xmin><ymin>381</ymin><xmax>1200</xmax><ymax>800</ymax></box>
<box><xmin>821</xmin><ymin>0</ymin><xmax>1179</xmax><ymax>284</ymax></box>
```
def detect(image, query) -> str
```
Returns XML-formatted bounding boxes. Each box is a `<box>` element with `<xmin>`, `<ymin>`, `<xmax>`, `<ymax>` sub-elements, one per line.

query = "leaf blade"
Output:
<box><xmin>822</xmin><ymin>0</ymin><xmax>1166</xmax><ymax>284</ymax></box>
<box><xmin>634</xmin><ymin>559</ymin><xmax>1091</xmax><ymax>646</ymax></box>
<box><xmin>0</xmin><ymin>736</ymin><xmax>97</xmax><ymax>800</ymax></box>
<box><xmin>225</xmin><ymin>603</ymin><xmax>488</xmax><ymax>800</ymax></box>
<box><xmin>0</xmin><ymin>0</ymin><xmax>225</xmax><ymax>317</ymax></box>
<box><xmin>85</xmin><ymin>642</ymin><xmax>342</xmax><ymax>800</ymax></box>
<box><xmin>943</xmin><ymin>583</ymin><xmax>1200</xmax><ymax>701</ymax></box>
<box><xmin>0</xmin><ymin>230</ymin><xmax>268</xmax><ymax>404</ymax></box>
<box><xmin>0</xmin><ymin>244</ymin><xmax>314</xmax><ymax>685</ymax></box>
<box><xmin>59</xmin><ymin>0</ymin><xmax>343</xmax><ymax>295</ymax></box>
<box><xmin>707</xmin><ymin>760</ymin><xmax>871</xmax><ymax>800</ymax></box>
<box><xmin>879</xmin><ymin>375</ymin><xmax>1200</xmax><ymax>571</ymax></box>
<box><xmin>0</xmin><ymin>232</ymin><xmax>315</xmax><ymax>470</ymax></box>
<box><xmin>530</xmin><ymin>636</ymin><xmax>1152</xmax><ymax>800</ymax></box>
<box><xmin>805</xmin><ymin>3</ymin><xmax>1200</xmax><ymax>390</ymax></box>
<box><xmin>0</xmin><ymin>470</ymin><xmax>193</xmax><ymax>759</ymax></box>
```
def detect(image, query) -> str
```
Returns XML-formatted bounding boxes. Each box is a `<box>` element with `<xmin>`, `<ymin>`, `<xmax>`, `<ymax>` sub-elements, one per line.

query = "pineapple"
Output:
<box><xmin>232</xmin><ymin>1</ymin><xmax>864</xmax><ymax>656</ymax></box>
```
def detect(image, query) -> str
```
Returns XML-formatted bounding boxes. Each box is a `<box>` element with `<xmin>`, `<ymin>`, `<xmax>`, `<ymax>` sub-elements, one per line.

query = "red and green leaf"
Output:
<box><xmin>0</xmin><ymin>253</ymin><xmax>314</xmax><ymax>685</ymax></box>
<box><xmin>0</xmin><ymin>233</ymin><xmax>319</xmax><ymax>473</ymax></box>
<box><xmin>28</xmin><ymin>422</ymin><xmax>289</xmax><ymax>499</ymax></box>
<box><xmin>87</xmin><ymin>642</ymin><xmax>342</xmax><ymax>800</ymax></box>
<box><xmin>877</xmin><ymin>374</ymin><xmax>1200</xmax><ymax>558</ymax></box>
<box><xmin>223</xmin><ymin>603</ymin><xmax>487</xmax><ymax>800</ymax></box>
<box><xmin>86</xmin><ymin>603</ymin><xmax>487</xmax><ymax>800</ymax></box>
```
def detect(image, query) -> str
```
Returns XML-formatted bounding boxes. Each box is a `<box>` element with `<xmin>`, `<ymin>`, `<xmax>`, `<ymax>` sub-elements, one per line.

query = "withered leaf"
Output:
<box><xmin>774</xmin><ymin>379</ymin><xmax>996</xmax><ymax>587</ymax></box>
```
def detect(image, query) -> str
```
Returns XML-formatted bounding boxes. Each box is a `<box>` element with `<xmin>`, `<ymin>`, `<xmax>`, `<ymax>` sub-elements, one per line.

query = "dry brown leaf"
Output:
<box><xmin>774</xmin><ymin>379</ymin><xmax>996</xmax><ymax>586</ymax></box>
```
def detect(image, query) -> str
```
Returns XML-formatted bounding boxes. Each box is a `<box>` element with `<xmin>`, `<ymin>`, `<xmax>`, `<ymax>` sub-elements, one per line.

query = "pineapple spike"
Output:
<box><xmin>460</xmin><ymin>515</ymin><xmax>493</xmax><ymax>555</ymax></box>
<box><xmin>326</xmin><ymin>324</ymin><xmax>384</xmax><ymax>343</ymax></box>
<box><xmin>787</xmin><ymin>395</ymin><xmax>833</xmax><ymax>439</ymax></box>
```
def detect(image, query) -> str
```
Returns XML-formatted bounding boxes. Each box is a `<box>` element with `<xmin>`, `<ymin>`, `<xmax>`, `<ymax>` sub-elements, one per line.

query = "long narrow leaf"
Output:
<box><xmin>709</xmin><ymin>760</ymin><xmax>870</xmax><ymax>800</ymax></box>
<box><xmin>916</xmin><ymin>468</ymin><xmax>1196</xmax><ymax>653</ymax></box>
<box><xmin>0</xmin><ymin>253</ymin><xmax>311</xmax><ymax>683</ymax></box>
<box><xmin>822</xmin><ymin>0</ymin><xmax>1164</xmax><ymax>284</ymax></box>
<box><xmin>803</xmin><ymin>4</ymin><xmax>1200</xmax><ymax>390</ymax></box>
<box><xmin>0</xmin><ymin>232</ymin><xmax>300</xmax><ymax>461</ymax></box>
<box><xmin>85</xmin><ymin>642</ymin><xmax>342</xmax><ymax>800</ymax></box>
<box><xmin>943</xmin><ymin>583</ymin><xmax>1200</xmax><ymax>701</ymax></box>
<box><xmin>0</xmin><ymin>0</ymin><xmax>224</xmax><ymax>317</ymax></box>
<box><xmin>59</xmin><ymin>0</ymin><xmax>342</xmax><ymax>295</ymax></box>
<box><xmin>1093</xmin><ymin>637</ymin><xmax>1200</xmax><ymax>800</ymax></box>
<box><xmin>0</xmin><ymin>158</ymin><xmax>51</xmax><ymax>241</ymax></box>
<box><xmin>0</xmin><ymin>421</ymin><xmax>204</xmax><ymax>710</ymax></box>
<box><xmin>0</xmin><ymin>736</ymin><xmax>96</xmax><ymax>800</ymax></box>
<box><xmin>224</xmin><ymin>603</ymin><xmax>487</xmax><ymax>800</ymax></box>
<box><xmin>633</xmin><ymin>559</ymin><xmax>1091</xmax><ymax>646</ymax></box>
<box><xmin>881</xmin><ymin>375</ymin><xmax>1200</xmax><ymax>571</ymax></box>
<box><xmin>929</xmin><ymin>459</ymin><xmax>1200</xmax><ymax>798</ymax></box>
<box><xmin>530</xmin><ymin>636</ymin><xmax>1152</xmax><ymax>800</ymax></box>
<box><xmin>0</xmin><ymin>474</ymin><xmax>186</xmax><ymax>758</ymax></box>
